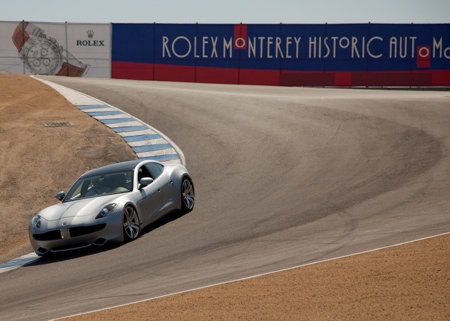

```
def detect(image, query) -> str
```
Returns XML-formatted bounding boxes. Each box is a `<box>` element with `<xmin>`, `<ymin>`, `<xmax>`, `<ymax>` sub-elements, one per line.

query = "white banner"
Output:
<box><xmin>1</xmin><ymin>21</ymin><xmax>111</xmax><ymax>78</ymax></box>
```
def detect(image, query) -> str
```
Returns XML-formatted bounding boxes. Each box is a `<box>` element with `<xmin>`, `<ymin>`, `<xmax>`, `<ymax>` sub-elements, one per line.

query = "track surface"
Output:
<box><xmin>1</xmin><ymin>78</ymin><xmax>449</xmax><ymax>321</ymax></box>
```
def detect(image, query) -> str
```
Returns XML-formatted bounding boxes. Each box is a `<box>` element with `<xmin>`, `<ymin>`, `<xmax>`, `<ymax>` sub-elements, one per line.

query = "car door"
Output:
<box><xmin>135</xmin><ymin>164</ymin><xmax>162</xmax><ymax>224</ymax></box>
<box><xmin>145</xmin><ymin>163</ymin><xmax>175</xmax><ymax>215</ymax></box>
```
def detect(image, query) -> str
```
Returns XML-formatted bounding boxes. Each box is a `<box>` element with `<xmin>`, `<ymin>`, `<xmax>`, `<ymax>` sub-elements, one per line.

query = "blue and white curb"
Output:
<box><xmin>0</xmin><ymin>253</ymin><xmax>39</xmax><ymax>274</ymax></box>
<box><xmin>33</xmin><ymin>77</ymin><xmax>185</xmax><ymax>165</ymax></box>
<box><xmin>0</xmin><ymin>77</ymin><xmax>186</xmax><ymax>274</ymax></box>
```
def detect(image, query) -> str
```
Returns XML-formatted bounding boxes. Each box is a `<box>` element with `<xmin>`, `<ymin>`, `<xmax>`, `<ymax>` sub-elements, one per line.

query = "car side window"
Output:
<box><xmin>137</xmin><ymin>165</ymin><xmax>152</xmax><ymax>181</ymax></box>
<box><xmin>145</xmin><ymin>163</ymin><xmax>164</xmax><ymax>180</ymax></box>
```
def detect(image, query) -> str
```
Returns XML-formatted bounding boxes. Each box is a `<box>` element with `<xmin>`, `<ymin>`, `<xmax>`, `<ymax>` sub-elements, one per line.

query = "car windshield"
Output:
<box><xmin>64</xmin><ymin>171</ymin><xmax>133</xmax><ymax>202</ymax></box>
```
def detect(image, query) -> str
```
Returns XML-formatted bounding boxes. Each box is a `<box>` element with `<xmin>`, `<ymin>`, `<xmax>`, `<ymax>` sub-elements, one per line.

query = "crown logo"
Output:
<box><xmin>86</xmin><ymin>30</ymin><xmax>95</xmax><ymax>39</ymax></box>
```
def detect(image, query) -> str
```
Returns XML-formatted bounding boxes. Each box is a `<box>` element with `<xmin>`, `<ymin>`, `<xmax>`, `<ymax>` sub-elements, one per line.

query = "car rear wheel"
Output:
<box><xmin>123</xmin><ymin>205</ymin><xmax>140</xmax><ymax>241</ymax></box>
<box><xmin>181</xmin><ymin>177</ymin><xmax>195</xmax><ymax>213</ymax></box>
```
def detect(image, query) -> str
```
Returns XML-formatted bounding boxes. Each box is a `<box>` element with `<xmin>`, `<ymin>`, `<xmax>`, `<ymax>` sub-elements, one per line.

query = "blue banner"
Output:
<box><xmin>110</xmin><ymin>23</ymin><xmax>450</xmax><ymax>86</ymax></box>
<box><xmin>113</xmin><ymin>23</ymin><xmax>450</xmax><ymax>70</ymax></box>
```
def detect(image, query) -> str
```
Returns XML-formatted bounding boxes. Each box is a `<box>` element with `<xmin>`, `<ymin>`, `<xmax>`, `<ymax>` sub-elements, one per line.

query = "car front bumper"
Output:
<box><xmin>29</xmin><ymin>213</ymin><xmax>124</xmax><ymax>256</ymax></box>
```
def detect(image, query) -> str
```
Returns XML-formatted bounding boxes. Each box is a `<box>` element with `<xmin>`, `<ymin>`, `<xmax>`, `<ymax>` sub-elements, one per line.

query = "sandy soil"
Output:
<box><xmin>1</xmin><ymin>75</ymin><xmax>449</xmax><ymax>320</ymax></box>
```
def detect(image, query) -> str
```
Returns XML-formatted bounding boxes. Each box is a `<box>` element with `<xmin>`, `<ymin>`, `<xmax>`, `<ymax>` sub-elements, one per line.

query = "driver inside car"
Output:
<box><xmin>88</xmin><ymin>177</ymin><xmax>111</xmax><ymax>195</ymax></box>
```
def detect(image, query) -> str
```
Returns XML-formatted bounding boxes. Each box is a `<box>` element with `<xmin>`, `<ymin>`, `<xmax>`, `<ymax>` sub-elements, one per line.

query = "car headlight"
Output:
<box><xmin>96</xmin><ymin>203</ymin><xmax>117</xmax><ymax>219</ymax></box>
<box><xmin>31</xmin><ymin>215</ymin><xmax>42</xmax><ymax>229</ymax></box>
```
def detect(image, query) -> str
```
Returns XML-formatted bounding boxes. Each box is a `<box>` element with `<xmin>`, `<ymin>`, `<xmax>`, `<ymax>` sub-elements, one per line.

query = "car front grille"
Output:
<box><xmin>33</xmin><ymin>230</ymin><xmax>61</xmax><ymax>241</ymax></box>
<box><xmin>70</xmin><ymin>224</ymin><xmax>106</xmax><ymax>237</ymax></box>
<box><xmin>33</xmin><ymin>224</ymin><xmax>107</xmax><ymax>241</ymax></box>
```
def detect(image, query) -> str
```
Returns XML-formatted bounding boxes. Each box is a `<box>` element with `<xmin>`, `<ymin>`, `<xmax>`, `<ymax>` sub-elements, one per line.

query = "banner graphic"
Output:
<box><xmin>0</xmin><ymin>21</ymin><xmax>111</xmax><ymax>78</ymax></box>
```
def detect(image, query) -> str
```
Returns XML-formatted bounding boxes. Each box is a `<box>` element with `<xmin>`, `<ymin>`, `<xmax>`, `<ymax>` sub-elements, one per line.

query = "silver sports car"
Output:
<box><xmin>29</xmin><ymin>159</ymin><xmax>195</xmax><ymax>256</ymax></box>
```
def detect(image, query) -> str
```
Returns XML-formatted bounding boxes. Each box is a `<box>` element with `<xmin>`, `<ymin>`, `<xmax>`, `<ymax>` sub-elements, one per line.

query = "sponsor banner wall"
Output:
<box><xmin>112</xmin><ymin>23</ymin><xmax>450</xmax><ymax>86</ymax></box>
<box><xmin>0</xmin><ymin>21</ymin><xmax>111</xmax><ymax>78</ymax></box>
<box><xmin>1</xmin><ymin>21</ymin><xmax>449</xmax><ymax>86</ymax></box>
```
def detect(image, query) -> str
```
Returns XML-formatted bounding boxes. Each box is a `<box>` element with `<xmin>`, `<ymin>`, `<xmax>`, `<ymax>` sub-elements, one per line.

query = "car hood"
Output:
<box><xmin>37</xmin><ymin>195</ymin><xmax>120</xmax><ymax>221</ymax></box>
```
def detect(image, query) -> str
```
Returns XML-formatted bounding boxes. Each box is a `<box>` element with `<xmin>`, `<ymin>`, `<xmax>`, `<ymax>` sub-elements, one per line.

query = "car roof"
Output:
<box><xmin>79</xmin><ymin>159</ymin><xmax>156</xmax><ymax>178</ymax></box>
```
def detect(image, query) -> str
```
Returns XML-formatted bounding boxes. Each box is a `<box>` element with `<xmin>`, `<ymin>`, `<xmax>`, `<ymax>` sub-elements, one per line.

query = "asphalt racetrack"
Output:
<box><xmin>1</xmin><ymin>77</ymin><xmax>449</xmax><ymax>320</ymax></box>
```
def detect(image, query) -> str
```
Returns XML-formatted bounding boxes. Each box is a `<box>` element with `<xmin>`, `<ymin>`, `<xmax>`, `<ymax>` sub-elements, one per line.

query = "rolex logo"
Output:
<box><xmin>77</xmin><ymin>30</ymin><xmax>104</xmax><ymax>47</ymax></box>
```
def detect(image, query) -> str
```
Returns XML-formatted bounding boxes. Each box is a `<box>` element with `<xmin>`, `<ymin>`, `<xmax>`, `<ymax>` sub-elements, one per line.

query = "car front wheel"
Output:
<box><xmin>123</xmin><ymin>205</ymin><xmax>140</xmax><ymax>241</ymax></box>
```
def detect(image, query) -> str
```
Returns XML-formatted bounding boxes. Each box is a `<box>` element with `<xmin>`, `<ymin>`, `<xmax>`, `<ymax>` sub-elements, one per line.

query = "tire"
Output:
<box><xmin>181</xmin><ymin>177</ymin><xmax>195</xmax><ymax>214</ymax></box>
<box><xmin>123</xmin><ymin>205</ymin><xmax>140</xmax><ymax>242</ymax></box>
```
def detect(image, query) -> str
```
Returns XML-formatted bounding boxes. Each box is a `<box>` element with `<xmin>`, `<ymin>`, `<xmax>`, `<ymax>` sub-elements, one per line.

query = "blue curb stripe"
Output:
<box><xmin>133</xmin><ymin>144</ymin><xmax>172</xmax><ymax>153</ymax></box>
<box><xmin>99</xmin><ymin>118</ymin><xmax>136</xmax><ymax>124</ymax></box>
<box><xmin>0</xmin><ymin>257</ymin><xmax>36</xmax><ymax>268</ymax></box>
<box><xmin>123</xmin><ymin>134</ymin><xmax>162</xmax><ymax>142</ymax></box>
<box><xmin>140</xmin><ymin>154</ymin><xmax>181</xmax><ymax>162</ymax></box>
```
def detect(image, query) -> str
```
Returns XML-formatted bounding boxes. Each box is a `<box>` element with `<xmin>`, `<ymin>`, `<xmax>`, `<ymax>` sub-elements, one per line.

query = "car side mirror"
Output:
<box><xmin>56</xmin><ymin>191</ymin><xmax>65</xmax><ymax>201</ymax></box>
<box><xmin>139</xmin><ymin>177</ymin><xmax>153</xmax><ymax>189</ymax></box>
